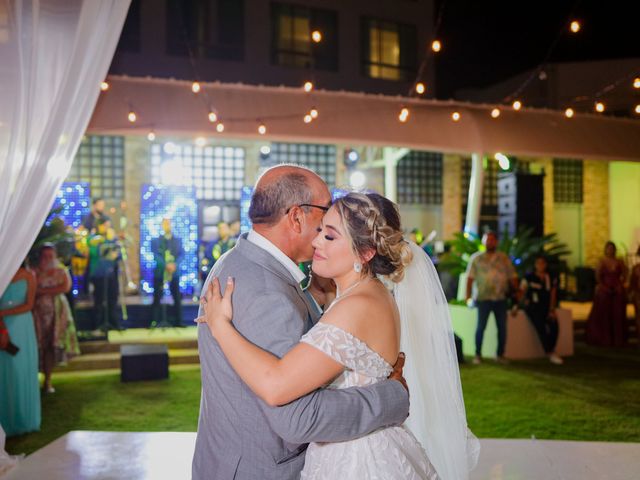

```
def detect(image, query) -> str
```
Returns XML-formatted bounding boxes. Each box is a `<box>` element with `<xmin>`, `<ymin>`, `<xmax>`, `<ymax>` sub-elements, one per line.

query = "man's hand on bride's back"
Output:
<box><xmin>388</xmin><ymin>352</ymin><xmax>409</xmax><ymax>394</ymax></box>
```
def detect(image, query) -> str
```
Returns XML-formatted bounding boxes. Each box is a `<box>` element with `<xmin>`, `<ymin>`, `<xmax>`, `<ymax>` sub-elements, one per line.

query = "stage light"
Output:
<box><xmin>451</xmin><ymin>111</ymin><xmax>461</xmax><ymax>122</ymax></box>
<box><xmin>100</xmin><ymin>81</ymin><xmax>109</xmax><ymax>91</ymax></box>
<box><xmin>570</xmin><ymin>20</ymin><xmax>581</xmax><ymax>33</ymax></box>
<box><xmin>634</xmin><ymin>77</ymin><xmax>640</xmax><ymax>89</ymax></box>
<box><xmin>195</xmin><ymin>136</ymin><xmax>207</xmax><ymax>147</ymax></box>
<box><xmin>311</xmin><ymin>30</ymin><xmax>322</xmax><ymax>43</ymax></box>
<box><xmin>491</xmin><ymin>108</ymin><xmax>501</xmax><ymax>118</ymax></box>
<box><xmin>147</xmin><ymin>131</ymin><xmax>156</xmax><ymax>141</ymax></box>
<box><xmin>260</xmin><ymin>145</ymin><xmax>271</xmax><ymax>156</ymax></box>
<box><xmin>128</xmin><ymin>111</ymin><xmax>137</xmax><ymax>123</ymax></box>
<box><xmin>304</xmin><ymin>114</ymin><xmax>313</xmax><ymax>123</ymax></box>
<box><xmin>398</xmin><ymin>107</ymin><xmax>410</xmax><ymax>122</ymax></box>
<box><xmin>595</xmin><ymin>102</ymin><xmax>605</xmax><ymax>113</ymax></box>
<box><xmin>216</xmin><ymin>122</ymin><xmax>225</xmax><ymax>133</ymax></box>
<box><xmin>258</xmin><ymin>124</ymin><xmax>267</xmax><ymax>135</ymax></box>
<box><xmin>303</xmin><ymin>81</ymin><xmax>314</xmax><ymax>92</ymax></box>
<box><xmin>310</xmin><ymin>107</ymin><xmax>319</xmax><ymax>119</ymax></box>
<box><xmin>208</xmin><ymin>111</ymin><xmax>218</xmax><ymax>123</ymax></box>
<box><xmin>512</xmin><ymin>100</ymin><xmax>522</xmax><ymax>111</ymax></box>
<box><xmin>495</xmin><ymin>153</ymin><xmax>510</xmax><ymax>170</ymax></box>
<box><xmin>415</xmin><ymin>82</ymin><xmax>426</xmax><ymax>94</ymax></box>
<box><xmin>565</xmin><ymin>108</ymin><xmax>574</xmax><ymax>118</ymax></box>
<box><xmin>431</xmin><ymin>40</ymin><xmax>442</xmax><ymax>52</ymax></box>
<box><xmin>349</xmin><ymin>171</ymin><xmax>366</xmax><ymax>189</ymax></box>
<box><xmin>192</xmin><ymin>81</ymin><xmax>201</xmax><ymax>93</ymax></box>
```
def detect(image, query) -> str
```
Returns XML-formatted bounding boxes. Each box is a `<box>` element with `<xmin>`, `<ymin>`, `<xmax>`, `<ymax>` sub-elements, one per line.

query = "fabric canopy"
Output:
<box><xmin>89</xmin><ymin>75</ymin><xmax>640</xmax><ymax>162</ymax></box>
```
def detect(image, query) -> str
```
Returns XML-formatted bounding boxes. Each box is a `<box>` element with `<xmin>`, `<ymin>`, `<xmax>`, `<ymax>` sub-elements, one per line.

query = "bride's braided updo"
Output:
<box><xmin>333</xmin><ymin>192</ymin><xmax>413</xmax><ymax>283</ymax></box>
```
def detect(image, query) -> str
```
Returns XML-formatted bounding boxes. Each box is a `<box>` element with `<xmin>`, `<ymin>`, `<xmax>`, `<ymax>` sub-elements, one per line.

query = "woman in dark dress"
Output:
<box><xmin>586</xmin><ymin>241</ymin><xmax>628</xmax><ymax>347</ymax></box>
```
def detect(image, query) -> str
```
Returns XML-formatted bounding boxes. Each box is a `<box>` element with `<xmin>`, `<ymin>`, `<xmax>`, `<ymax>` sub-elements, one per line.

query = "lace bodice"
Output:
<box><xmin>300</xmin><ymin>322</ymin><xmax>393</xmax><ymax>389</ymax></box>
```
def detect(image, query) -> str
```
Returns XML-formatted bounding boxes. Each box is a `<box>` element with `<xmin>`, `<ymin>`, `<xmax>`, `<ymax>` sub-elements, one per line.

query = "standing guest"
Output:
<box><xmin>81</xmin><ymin>197</ymin><xmax>110</xmax><ymax>233</ymax></box>
<box><xmin>33</xmin><ymin>244</ymin><xmax>80</xmax><ymax>393</ymax></box>
<box><xmin>212</xmin><ymin>222</ymin><xmax>236</xmax><ymax>264</ymax></box>
<box><xmin>628</xmin><ymin>246</ymin><xmax>640</xmax><ymax>347</ymax></box>
<box><xmin>521</xmin><ymin>255</ymin><xmax>564</xmax><ymax>364</ymax></box>
<box><xmin>0</xmin><ymin>265</ymin><xmax>40</xmax><ymax>435</ymax></box>
<box><xmin>89</xmin><ymin>219</ymin><xmax>122</xmax><ymax>332</ymax></box>
<box><xmin>151</xmin><ymin>218</ymin><xmax>184</xmax><ymax>327</ymax></box>
<box><xmin>586</xmin><ymin>241</ymin><xmax>628</xmax><ymax>347</ymax></box>
<box><xmin>465</xmin><ymin>231</ymin><xmax>519</xmax><ymax>364</ymax></box>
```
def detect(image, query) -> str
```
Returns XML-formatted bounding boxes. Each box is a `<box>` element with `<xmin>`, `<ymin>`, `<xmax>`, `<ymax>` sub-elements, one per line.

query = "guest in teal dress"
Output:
<box><xmin>0</xmin><ymin>266</ymin><xmax>41</xmax><ymax>436</ymax></box>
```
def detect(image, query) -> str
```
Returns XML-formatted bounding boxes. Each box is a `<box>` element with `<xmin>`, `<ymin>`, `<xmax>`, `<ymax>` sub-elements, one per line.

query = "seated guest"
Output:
<box><xmin>521</xmin><ymin>255</ymin><xmax>563</xmax><ymax>365</ymax></box>
<box><xmin>33</xmin><ymin>244</ymin><xmax>80</xmax><ymax>393</ymax></box>
<box><xmin>0</xmin><ymin>264</ymin><xmax>40</xmax><ymax>435</ymax></box>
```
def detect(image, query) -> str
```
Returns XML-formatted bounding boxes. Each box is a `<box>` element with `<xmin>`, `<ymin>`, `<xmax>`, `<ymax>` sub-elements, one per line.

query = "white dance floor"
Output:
<box><xmin>4</xmin><ymin>431</ymin><xmax>639</xmax><ymax>479</ymax></box>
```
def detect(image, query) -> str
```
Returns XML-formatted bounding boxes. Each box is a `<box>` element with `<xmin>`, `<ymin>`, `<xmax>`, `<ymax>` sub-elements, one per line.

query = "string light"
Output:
<box><xmin>398</xmin><ymin>107</ymin><xmax>410</xmax><ymax>123</ymax></box>
<box><xmin>431</xmin><ymin>40</ymin><xmax>442</xmax><ymax>52</ymax></box>
<box><xmin>570</xmin><ymin>20</ymin><xmax>581</xmax><ymax>33</ymax></box>
<box><xmin>595</xmin><ymin>101</ymin><xmax>605</xmax><ymax>113</ymax></box>
<box><xmin>415</xmin><ymin>82</ymin><xmax>426</xmax><ymax>95</ymax></box>
<box><xmin>303</xmin><ymin>81</ymin><xmax>314</xmax><ymax>92</ymax></box>
<box><xmin>195</xmin><ymin>136</ymin><xmax>207</xmax><ymax>147</ymax></box>
<box><xmin>310</xmin><ymin>107</ymin><xmax>319</xmax><ymax>119</ymax></box>
<box><xmin>304</xmin><ymin>114</ymin><xmax>313</xmax><ymax>123</ymax></box>
<box><xmin>127</xmin><ymin>111</ymin><xmax>137</xmax><ymax>123</ymax></box>
<box><xmin>512</xmin><ymin>100</ymin><xmax>522</xmax><ymax>111</ymax></box>
<box><xmin>451</xmin><ymin>111</ymin><xmax>461</xmax><ymax>122</ymax></box>
<box><xmin>100</xmin><ymin>81</ymin><xmax>110</xmax><ymax>92</ymax></box>
<box><xmin>147</xmin><ymin>130</ymin><xmax>156</xmax><ymax>141</ymax></box>
<box><xmin>216</xmin><ymin>122</ymin><xmax>225</xmax><ymax>133</ymax></box>
<box><xmin>311</xmin><ymin>30</ymin><xmax>322</xmax><ymax>43</ymax></box>
<box><xmin>192</xmin><ymin>81</ymin><xmax>201</xmax><ymax>93</ymax></box>
<box><xmin>208</xmin><ymin>111</ymin><xmax>218</xmax><ymax>123</ymax></box>
<box><xmin>258</xmin><ymin>123</ymin><xmax>267</xmax><ymax>135</ymax></box>
<box><xmin>565</xmin><ymin>107</ymin><xmax>574</xmax><ymax>118</ymax></box>
<box><xmin>634</xmin><ymin>77</ymin><xmax>640</xmax><ymax>89</ymax></box>
<box><xmin>490</xmin><ymin>108</ymin><xmax>501</xmax><ymax>118</ymax></box>
<box><xmin>635</xmin><ymin>105</ymin><xmax>640</xmax><ymax>114</ymax></box>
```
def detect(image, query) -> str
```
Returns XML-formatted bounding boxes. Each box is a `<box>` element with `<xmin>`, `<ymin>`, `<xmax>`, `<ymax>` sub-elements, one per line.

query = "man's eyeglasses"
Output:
<box><xmin>285</xmin><ymin>203</ymin><xmax>330</xmax><ymax>214</ymax></box>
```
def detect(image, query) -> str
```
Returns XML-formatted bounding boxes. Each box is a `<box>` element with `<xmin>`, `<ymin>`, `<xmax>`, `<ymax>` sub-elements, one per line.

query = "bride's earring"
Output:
<box><xmin>353</xmin><ymin>262</ymin><xmax>362</xmax><ymax>273</ymax></box>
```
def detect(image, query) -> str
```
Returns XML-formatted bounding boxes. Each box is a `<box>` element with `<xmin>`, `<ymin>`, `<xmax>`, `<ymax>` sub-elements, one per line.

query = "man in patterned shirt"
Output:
<box><xmin>465</xmin><ymin>231</ymin><xmax>518</xmax><ymax>365</ymax></box>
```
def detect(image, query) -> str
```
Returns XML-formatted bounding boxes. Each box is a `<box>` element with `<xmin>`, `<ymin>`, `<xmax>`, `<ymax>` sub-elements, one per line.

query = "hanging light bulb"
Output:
<box><xmin>565</xmin><ymin>108</ymin><xmax>575</xmax><ymax>118</ymax></box>
<box><xmin>595</xmin><ymin>101</ymin><xmax>605</xmax><ymax>113</ymax></box>
<box><xmin>415</xmin><ymin>82</ymin><xmax>426</xmax><ymax>95</ymax></box>
<box><xmin>311</xmin><ymin>30</ymin><xmax>322</xmax><ymax>43</ymax></box>
<box><xmin>208</xmin><ymin>111</ymin><xmax>218</xmax><ymax>123</ymax></box>
<box><xmin>451</xmin><ymin>111</ymin><xmax>461</xmax><ymax>122</ymax></box>
<box><xmin>310</xmin><ymin>107</ymin><xmax>319</xmax><ymax>119</ymax></box>
<box><xmin>216</xmin><ymin>122</ymin><xmax>225</xmax><ymax>133</ymax></box>
<box><xmin>490</xmin><ymin>108</ymin><xmax>501</xmax><ymax>118</ymax></box>
<box><xmin>635</xmin><ymin>104</ymin><xmax>640</xmax><ymax>114</ymax></box>
<box><xmin>303</xmin><ymin>81</ymin><xmax>314</xmax><ymax>92</ymax></box>
<box><xmin>303</xmin><ymin>114</ymin><xmax>313</xmax><ymax>123</ymax></box>
<box><xmin>570</xmin><ymin>20</ymin><xmax>581</xmax><ymax>33</ymax></box>
<box><xmin>398</xmin><ymin>107</ymin><xmax>410</xmax><ymax>122</ymax></box>
<box><xmin>127</xmin><ymin>111</ymin><xmax>137</xmax><ymax>123</ymax></box>
<box><xmin>147</xmin><ymin>130</ymin><xmax>156</xmax><ymax>141</ymax></box>
<box><xmin>431</xmin><ymin>40</ymin><xmax>442</xmax><ymax>52</ymax></box>
<box><xmin>258</xmin><ymin>123</ymin><xmax>267</xmax><ymax>135</ymax></box>
<box><xmin>512</xmin><ymin>100</ymin><xmax>522</xmax><ymax>111</ymax></box>
<box><xmin>633</xmin><ymin>77</ymin><xmax>640</xmax><ymax>89</ymax></box>
<box><xmin>192</xmin><ymin>81</ymin><xmax>201</xmax><ymax>93</ymax></box>
<box><xmin>100</xmin><ymin>81</ymin><xmax>110</xmax><ymax>92</ymax></box>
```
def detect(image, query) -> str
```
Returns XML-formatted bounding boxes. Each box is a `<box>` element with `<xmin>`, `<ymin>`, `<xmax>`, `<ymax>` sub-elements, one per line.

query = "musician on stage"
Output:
<box><xmin>88</xmin><ymin>218</ymin><xmax>122</xmax><ymax>332</ymax></box>
<box><xmin>81</xmin><ymin>197</ymin><xmax>110</xmax><ymax>234</ymax></box>
<box><xmin>151</xmin><ymin>218</ymin><xmax>184</xmax><ymax>327</ymax></box>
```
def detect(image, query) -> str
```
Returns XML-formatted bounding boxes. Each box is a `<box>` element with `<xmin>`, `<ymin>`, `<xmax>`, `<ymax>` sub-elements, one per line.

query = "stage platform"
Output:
<box><xmin>4</xmin><ymin>431</ymin><xmax>639</xmax><ymax>479</ymax></box>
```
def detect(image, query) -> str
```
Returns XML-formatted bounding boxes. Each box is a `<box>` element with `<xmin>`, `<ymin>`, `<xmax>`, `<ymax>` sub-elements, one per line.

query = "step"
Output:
<box><xmin>55</xmin><ymin>348</ymin><xmax>200</xmax><ymax>372</ymax></box>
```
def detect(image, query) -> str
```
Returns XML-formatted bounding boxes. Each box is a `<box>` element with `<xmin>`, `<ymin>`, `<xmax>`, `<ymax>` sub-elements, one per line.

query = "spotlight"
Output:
<box><xmin>349</xmin><ymin>171</ymin><xmax>366</xmax><ymax>189</ymax></box>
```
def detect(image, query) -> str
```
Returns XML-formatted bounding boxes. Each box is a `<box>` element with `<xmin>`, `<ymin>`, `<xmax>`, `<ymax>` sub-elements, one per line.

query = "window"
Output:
<box><xmin>66</xmin><ymin>136</ymin><xmax>125</xmax><ymax>200</ymax></box>
<box><xmin>166</xmin><ymin>0</ymin><xmax>244</xmax><ymax>61</ymax></box>
<box><xmin>553</xmin><ymin>159</ymin><xmax>583</xmax><ymax>203</ymax></box>
<box><xmin>397</xmin><ymin>151</ymin><xmax>443</xmax><ymax>204</ymax></box>
<box><xmin>271</xmin><ymin>3</ymin><xmax>338</xmax><ymax>71</ymax></box>
<box><xmin>116</xmin><ymin>0</ymin><xmax>141</xmax><ymax>53</ymax></box>
<box><xmin>462</xmin><ymin>157</ymin><xmax>499</xmax><ymax>207</ymax></box>
<box><xmin>151</xmin><ymin>143</ymin><xmax>245</xmax><ymax>201</ymax></box>
<box><xmin>362</xmin><ymin>18</ymin><xmax>417</xmax><ymax>81</ymax></box>
<box><xmin>267</xmin><ymin>142</ymin><xmax>336</xmax><ymax>187</ymax></box>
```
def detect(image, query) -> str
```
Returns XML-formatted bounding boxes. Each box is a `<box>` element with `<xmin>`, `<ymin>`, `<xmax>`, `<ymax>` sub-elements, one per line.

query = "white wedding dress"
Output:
<box><xmin>299</xmin><ymin>322</ymin><xmax>440</xmax><ymax>480</ymax></box>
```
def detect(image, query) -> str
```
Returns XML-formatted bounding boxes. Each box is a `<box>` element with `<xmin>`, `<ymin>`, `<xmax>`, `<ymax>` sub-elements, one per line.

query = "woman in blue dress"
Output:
<box><xmin>0</xmin><ymin>266</ymin><xmax>41</xmax><ymax>436</ymax></box>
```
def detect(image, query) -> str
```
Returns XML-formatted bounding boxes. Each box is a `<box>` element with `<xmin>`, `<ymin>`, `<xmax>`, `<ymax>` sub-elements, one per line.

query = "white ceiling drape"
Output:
<box><xmin>0</xmin><ymin>0</ymin><xmax>131</xmax><ymax>295</ymax></box>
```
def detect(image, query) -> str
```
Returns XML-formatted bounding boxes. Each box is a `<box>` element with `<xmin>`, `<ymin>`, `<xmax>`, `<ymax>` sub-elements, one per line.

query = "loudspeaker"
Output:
<box><xmin>497</xmin><ymin>173</ymin><xmax>544</xmax><ymax>237</ymax></box>
<box><xmin>121</xmin><ymin>344</ymin><xmax>169</xmax><ymax>382</ymax></box>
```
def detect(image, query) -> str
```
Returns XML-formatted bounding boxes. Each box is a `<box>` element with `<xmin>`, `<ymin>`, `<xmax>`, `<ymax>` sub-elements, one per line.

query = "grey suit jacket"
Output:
<box><xmin>192</xmin><ymin>235</ymin><xmax>409</xmax><ymax>480</ymax></box>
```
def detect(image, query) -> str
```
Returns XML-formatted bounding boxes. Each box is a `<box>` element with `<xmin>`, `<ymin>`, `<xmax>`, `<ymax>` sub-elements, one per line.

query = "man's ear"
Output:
<box><xmin>287</xmin><ymin>206</ymin><xmax>304</xmax><ymax>234</ymax></box>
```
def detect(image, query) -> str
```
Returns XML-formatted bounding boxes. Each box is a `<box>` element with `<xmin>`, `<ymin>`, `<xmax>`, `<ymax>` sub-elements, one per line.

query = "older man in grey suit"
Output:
<box><xmin>192</xmin><ymin>165</ymin><xmax>410</xmax><ymax>479</ymax></box>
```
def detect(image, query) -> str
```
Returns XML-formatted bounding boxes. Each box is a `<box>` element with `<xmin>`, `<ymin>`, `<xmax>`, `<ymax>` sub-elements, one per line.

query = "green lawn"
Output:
<box><xmin>6</xmin><ymin>345</ymin><xmax>640</xmax><ymax>456</ymax></box>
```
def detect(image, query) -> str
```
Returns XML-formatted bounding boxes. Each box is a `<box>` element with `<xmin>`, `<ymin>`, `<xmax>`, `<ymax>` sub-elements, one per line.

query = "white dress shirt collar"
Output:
<box><xmin>247</xmin><ymin>230</ymin><xmax>306</xmax><ymax>284</ymax></box>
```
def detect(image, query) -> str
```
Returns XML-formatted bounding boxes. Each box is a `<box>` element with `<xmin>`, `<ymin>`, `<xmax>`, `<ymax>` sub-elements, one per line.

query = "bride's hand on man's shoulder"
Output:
<box><xmin>195</xmin><ymin>276</ymin><xmax>235</xmax><ymax>334</ymax></box>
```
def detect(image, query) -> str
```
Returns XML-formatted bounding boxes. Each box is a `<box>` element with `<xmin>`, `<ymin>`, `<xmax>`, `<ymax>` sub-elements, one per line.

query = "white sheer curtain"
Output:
<box><xmin>0</xmin><ymin>0</ymin><xmax>130</xmax><ymax>295</ymax></box>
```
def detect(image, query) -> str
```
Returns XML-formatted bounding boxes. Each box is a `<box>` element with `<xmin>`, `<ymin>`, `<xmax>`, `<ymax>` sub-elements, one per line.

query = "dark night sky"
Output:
<box><xmin>433</xmin><ymin>0</ymin><xmax>640</xmax><ymax>99</ymax></box>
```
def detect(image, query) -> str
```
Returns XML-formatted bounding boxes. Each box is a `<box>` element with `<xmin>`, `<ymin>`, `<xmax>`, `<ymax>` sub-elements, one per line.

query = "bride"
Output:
<box><xmin>198</xmin><ymin>192</ymin><xmax>478</xmax><ymax>479</ymax></box>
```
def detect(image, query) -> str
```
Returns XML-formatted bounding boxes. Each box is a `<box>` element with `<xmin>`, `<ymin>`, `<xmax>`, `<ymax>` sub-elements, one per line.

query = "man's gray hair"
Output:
<box><xmin>249</xmin><ymin>170</ymin><xmax>314</xmax><ymax>225</ymax></box>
